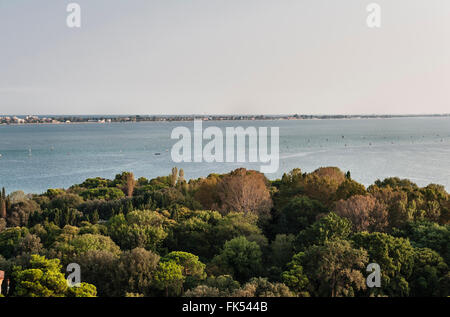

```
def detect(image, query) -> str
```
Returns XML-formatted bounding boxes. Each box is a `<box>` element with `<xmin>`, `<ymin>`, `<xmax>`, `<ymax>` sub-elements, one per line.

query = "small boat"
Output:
<box><xmin>154</xmin><ymin>152</ymin><xmax>161</xmax><ymax>156</ymax></box>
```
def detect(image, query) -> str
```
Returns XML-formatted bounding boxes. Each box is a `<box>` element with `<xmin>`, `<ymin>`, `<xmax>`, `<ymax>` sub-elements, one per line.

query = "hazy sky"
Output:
<box><xmin>0</xmin><ymin>0</ymin><xmax>449</xmax><ymax>115</ymax></box>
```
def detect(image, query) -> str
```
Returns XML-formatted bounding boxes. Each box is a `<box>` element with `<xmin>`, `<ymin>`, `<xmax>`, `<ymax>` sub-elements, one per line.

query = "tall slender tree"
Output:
<box><xmin>125</xmin><ymin>172</ymin><xmax>136</xmax><ymax>197</ymax></box>
<box><xmin>0</xmin><ymin>187</ymin><xmax>6</xmax><ymax>219</ymax></box>
<box><xmin>170</xmin><ymin>167</ymin><xmax>178</xmax><ymax>187</ymax></box>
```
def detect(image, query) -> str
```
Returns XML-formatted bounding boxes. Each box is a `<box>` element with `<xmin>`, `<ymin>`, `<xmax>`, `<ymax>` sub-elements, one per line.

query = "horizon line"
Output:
<box><xmin>2</xmin><ymin>113</ymin><xmax>450</xmax><ymax>117</ymax></box>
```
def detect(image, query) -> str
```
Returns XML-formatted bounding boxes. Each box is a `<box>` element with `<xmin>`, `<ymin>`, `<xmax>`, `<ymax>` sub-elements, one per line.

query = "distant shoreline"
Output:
<box><xmin>1</xmin><ymin>113</ymin><xmax>450</xmax><ymax>125</ymax></box>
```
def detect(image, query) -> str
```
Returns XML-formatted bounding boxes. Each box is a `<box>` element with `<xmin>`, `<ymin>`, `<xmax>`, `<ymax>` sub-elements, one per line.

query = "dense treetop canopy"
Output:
<box><xmin>0</xmin><ymin>168</ymin><xmax>448</xmax><ymax>297</ymax></box>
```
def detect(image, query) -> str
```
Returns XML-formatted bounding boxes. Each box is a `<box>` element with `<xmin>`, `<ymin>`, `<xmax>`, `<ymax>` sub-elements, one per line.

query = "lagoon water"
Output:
<box><xmin>0</xmin><ymin>117</ymin><xmax>449</xmax><ymax>194</ymax></box>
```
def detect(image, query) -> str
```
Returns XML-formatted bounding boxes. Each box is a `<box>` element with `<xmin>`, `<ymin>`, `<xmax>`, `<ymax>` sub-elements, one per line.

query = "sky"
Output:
<box><xmin>0</xmin><ymin>0</ymin><xmax>449</xmax><ymax>115</ymax></box>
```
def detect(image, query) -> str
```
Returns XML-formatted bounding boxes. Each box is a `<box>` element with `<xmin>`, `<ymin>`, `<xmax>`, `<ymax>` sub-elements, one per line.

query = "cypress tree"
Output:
<box><xmin>92</xmin><ymin>210</ymin><xmax>99</xmax><ymax>224</ymax></box>
<box><xmin>0</xmin><ymin>187</ymin><xmax>6</xmax><ymax>219</ymax></box>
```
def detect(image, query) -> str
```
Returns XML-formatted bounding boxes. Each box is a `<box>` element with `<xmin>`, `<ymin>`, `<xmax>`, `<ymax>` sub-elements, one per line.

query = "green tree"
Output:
<box><xmin>335</xmin><ymin>179</ymin><xmax>367</xmax><ymax>201</ymax></box>
<box><xmin>410</xmin><ymin>248</ymin><xmax>448</xmax><ymax>296</ymax></box>
<box><xmin>267</xmin><ymin>234</ymin><xmax>296</xmax><ymax>280</ymax></box>
<box><xmin>74</xmin><ymin>250</ymin><xmax>119</xmax><ymax>297</ymax></box>
<box><xmin>211</xmin><ymin>236</ymin><xmax>262</xmax><ymax>282</ymax></box>
<box><xmin>154</xmin><ymin>260</ymin><xmax>185</xmax><ymax>297</ymax></box>
<box><xmin>12</xmin><ymin>254</ymin><xmax>96</xmax><ymax>297</ymax></box>
<box><xmin>0</xmin><ymin>227</ymin><xmax>29</xmax><ymax>259</ymax></box>
<box><xmin>78</xmin><ymin>177</ymin><xmax>111</xmax><ymax>189</ymax></box>
<box><xmin>200</xmin><ymin>275</ymin><xmax>240</xmax><ymax>296</ymax></box>
<box><xmin>352</xmin><ymin>232</ymin><xmax>415</xmax><ymax>296</ymax></box>
<box><xmin>70</xmin><ymin>234</ymin><xmax>120</xmax><ymax>256</ymax></box>
<box><xmin>47</xmin><ymin>193</ymin><xmax>83</xmax><ymax>210</ymax></box>
<box><xmin>273</xmin><ymin>196</ymin><xmax>327</xmax><ymax>235</ymax></box>
<box><xmin>284</xmin><ymin>240</ymin><xmax>368</xmax><ymax>297</ymax></box>
<box><xmin>108</xmin><ymin>210</ymin><xmax>169</xmax><ymax>251</ymax></box>
<box><xmin>162</xmin><ymin>251</ymin><xmax>206</xmax><ymax>292</ymax></box>
<box><xmin>295</xmin><ymin>212</ymin><xmax>353</xmax><ymax>251</ymax></box>
<box><xmin>116</xmin><ymin>248</ymin><xmax>160</xmax><ymax>296</ymax></box>
<box><xmin>281</xmin><ymin>257</ymin><xmax>309</xmax><ymax>296</ymax></box>
<box><xmin>67</xmin><ymin>282</ymin><xmax>97</xmax><ymax>297</ymax></box>
<box><xmin>166</xmin><ymin>210</ymin><xmax>265</xmax><ymax>261</ymax></box>
<box><xmin>393</xmin><ymin>221</ymin><xmax>450</xmax><ymax>264</ymax></box>
<box><xmin>80</xmin><ymin>188</ymin><xmax>125</xmax><ymax>201</ymax></box>
<box><xmin>270</xmin><ymin>234</ymin><xmax>296</xmax><ymax>267</ymax></box>
<box><xmin>49</xmin><ymin>233</ymin><xmax>121</xmax><ymax>265</ymax></box>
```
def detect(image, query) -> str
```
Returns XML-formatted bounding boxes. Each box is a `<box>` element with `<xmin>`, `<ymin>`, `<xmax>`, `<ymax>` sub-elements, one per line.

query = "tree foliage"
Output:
<box><xmin>1</xmin><ymin>168</ymin><xmax>448</xmax><ymax>298</ymax></box>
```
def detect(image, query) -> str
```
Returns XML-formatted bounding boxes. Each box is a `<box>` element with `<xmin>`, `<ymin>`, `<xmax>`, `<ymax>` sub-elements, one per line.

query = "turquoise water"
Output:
<box><xmin>0</xmin><ymin>117</ymin><xmax>449</xmax><ymax>194</ymax></box>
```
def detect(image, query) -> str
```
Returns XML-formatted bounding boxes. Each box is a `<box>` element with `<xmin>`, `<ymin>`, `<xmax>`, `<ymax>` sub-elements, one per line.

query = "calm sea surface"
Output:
<box><xmin>0</xmin><ymin>117</ymin><xmax>449</xmax><ymax>194</ymax></box>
